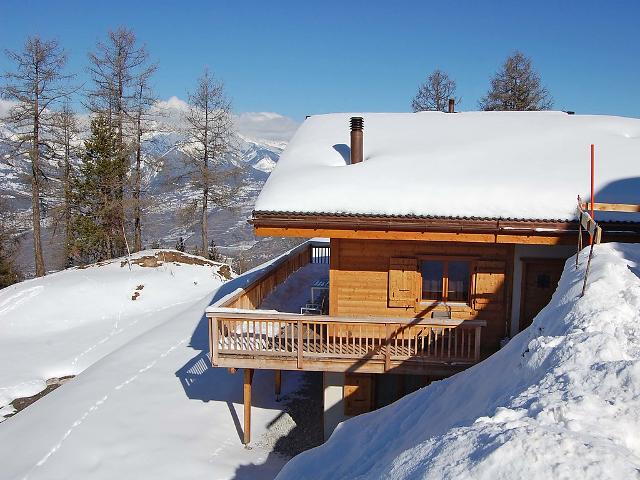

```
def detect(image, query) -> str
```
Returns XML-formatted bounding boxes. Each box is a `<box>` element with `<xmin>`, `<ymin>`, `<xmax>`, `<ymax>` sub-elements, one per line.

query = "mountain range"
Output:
<box><xmin>0</xmin><ymin>100</ymin><xmax>301</xmax><ymax>276</ymax></box>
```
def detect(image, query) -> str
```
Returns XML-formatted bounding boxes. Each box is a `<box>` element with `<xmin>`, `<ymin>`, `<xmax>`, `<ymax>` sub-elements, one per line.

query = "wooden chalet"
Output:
<box><xmin>207</xmin><ymin>110</ymin><xmax>640</xmax><ymax>443</ymax></box>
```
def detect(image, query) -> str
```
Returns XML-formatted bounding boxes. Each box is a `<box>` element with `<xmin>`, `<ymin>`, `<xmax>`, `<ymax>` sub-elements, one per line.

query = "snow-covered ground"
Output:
<box><xmin>0</xmin><ymin>250</ymin><xmax>304</xmax><ymax>479</ymax></box>
<box><xmin>277</xmin><ymin>242</ymin><xmax>640</xmax><ymax>480</ymax></box>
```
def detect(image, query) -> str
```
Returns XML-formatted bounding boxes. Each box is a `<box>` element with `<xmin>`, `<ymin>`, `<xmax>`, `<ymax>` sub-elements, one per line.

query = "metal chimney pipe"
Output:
<box><xmin>350</xmin><ymin>116</ymin><xmax>363</xmax><ymax>164</ymax></box>
<box><xmin>448</xmin><ymin>99</ymin><xmax>455</xmax><ymax>113</ymax></box>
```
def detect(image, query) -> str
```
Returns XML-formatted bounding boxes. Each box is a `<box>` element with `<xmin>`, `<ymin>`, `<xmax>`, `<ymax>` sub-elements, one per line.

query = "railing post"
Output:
<box><xmin>474</xmin><ymin>326</ymin><xmax>481</xmax><ymax>362</ymax></box>
<box><xmin>297</xmin><ymin>320</ymin><xmax>303</xmax><ymax>369</ymax></box>
<box><xmin>211</xmin><ymin>317</ymin><xmax>219</xmax><ymax>366</ymax></box>
<box><xmin>385</xmin><ymin>323</ymin><xmax>392</xmax><ymax>371</ymax></box>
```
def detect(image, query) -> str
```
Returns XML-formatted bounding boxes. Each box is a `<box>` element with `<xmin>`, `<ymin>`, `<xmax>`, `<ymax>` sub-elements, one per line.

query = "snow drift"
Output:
<box><xmin>277</xmin><ymin>242</ymin><xmax>640</xmax><ymax>479</ymax></box>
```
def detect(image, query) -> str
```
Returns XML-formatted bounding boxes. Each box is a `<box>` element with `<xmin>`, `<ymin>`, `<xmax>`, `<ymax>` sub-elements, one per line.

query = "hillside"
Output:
<box><xmin>0</xmin><ymin>249</ymin><xmax>231</xmax><ymax>412</ymax></box>
<box><xmin>0</xmin><ymin>249</ymin><xmax>307</xmax><ymax>479</ymax></box>
<box><xmin>276</xmin><ymin>242</ymin><xmax>640</xmax><ymax>479</ymax></box>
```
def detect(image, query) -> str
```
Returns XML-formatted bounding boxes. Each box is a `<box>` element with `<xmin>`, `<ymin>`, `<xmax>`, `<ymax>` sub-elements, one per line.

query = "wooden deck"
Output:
<box><xmin>207</xmin><ymin>240</ymin><xmax>487</xmax><ymax>375</ymax></box>
<box><xmin>208</xmin><ymin>311</ymin><xmax>486</xmax><ymax>375</ymax></box>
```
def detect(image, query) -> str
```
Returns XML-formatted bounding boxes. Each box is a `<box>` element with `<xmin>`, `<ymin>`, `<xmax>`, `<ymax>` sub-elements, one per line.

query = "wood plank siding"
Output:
<box><xmin>329</xmin><ymin>238</ymin><xmax>513</xmax><ymax>353</ymax></box>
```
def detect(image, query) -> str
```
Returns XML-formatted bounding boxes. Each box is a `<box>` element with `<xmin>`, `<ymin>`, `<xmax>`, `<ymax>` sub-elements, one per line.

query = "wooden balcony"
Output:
<box><xmin>209</xmin><ymin>311</ymin><xmax>485</xmax><ymax>375</ymax></box>
<box><xmin>206</xmin><ymin>240</ymin><xmax>486</xmax><ymax>376</ymax></box>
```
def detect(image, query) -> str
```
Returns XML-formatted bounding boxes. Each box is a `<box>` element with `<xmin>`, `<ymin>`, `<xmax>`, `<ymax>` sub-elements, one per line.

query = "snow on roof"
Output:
<box><xmin>255</xmin><ymin>111</ymin><xmax>640</xmax><ymax>222</ymax></box>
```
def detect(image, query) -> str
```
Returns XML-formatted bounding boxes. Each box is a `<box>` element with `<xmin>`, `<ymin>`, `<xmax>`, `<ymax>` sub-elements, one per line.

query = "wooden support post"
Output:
<box><xmin>581</xmin><ymin>241</ymin><xmax>596</xmax><ymax>298</ymax></box>
<box><xmin>384</xmin><ymin>323</ymin><xmax>392</xmax><ymax>372</ymax></box>
<box><xmin>474</xmin><ymin>326</ymin><xmax>482</xmax><ymax>362</ymax></box>
<box><xmin>243</xmin><ymin>368</ymin><xmax>254</xmax><ymax>445</ymax></box>
<box><xmin>275</xmin><ymin>370</ymin><xmax>282</xmax><ymax>401</ymax></box>
<box><xmin>297</xmin><ymin>320</ymin><xmax>303</xmax><ymax>369</ymax></box>
<box><xmin>576</xmin><ymin>218</ymin><xmax>583</xmax><ymax>270</ymax></box>
<box><xmin>211</xmin><ymin>317</ymin><xmax>219</xmax><ymax>366</ymax></box>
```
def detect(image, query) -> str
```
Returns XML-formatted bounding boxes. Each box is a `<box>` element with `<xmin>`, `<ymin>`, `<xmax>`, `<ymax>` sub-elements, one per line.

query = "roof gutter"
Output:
<box><xmin>250</xmin><ymin>211</ymin><xmax>640</xmax><ymax>237</ymax></box>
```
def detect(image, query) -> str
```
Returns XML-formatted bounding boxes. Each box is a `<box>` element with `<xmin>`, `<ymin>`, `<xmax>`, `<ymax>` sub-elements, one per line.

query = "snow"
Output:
<box><xmin>0</xmin><ymin>250</ymin><xmax>306</xmax><ymax>479</ymax></box>
<box><xmin>253</xmin><ymin>156</ymin><xmax>278</xmax><ymax>173</ymax></box>
<box><xmin>255</xmin><ymin>111</ymin><xmax>640</xmax><ymax>222</ymax></box>
<box><xmin>258</xmin><ymin>262</ymin><xmax>329</xmax><ymax>313</ymax></box>
<box><xmin>276</xmin><ymin>242</ymin><xmax>640</xmax><ymax>480</ymax></box>
<box><xmin>0</xmin><ymin>249</ymin><xmax>225</xmax><ymax>409</ymax></box>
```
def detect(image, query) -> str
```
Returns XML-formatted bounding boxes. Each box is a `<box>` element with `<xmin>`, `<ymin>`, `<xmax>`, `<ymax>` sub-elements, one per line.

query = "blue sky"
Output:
<box><xmin>1</xmin><ymin>0</ymin><xmax>639</xmax><ymax>122</ymax></box>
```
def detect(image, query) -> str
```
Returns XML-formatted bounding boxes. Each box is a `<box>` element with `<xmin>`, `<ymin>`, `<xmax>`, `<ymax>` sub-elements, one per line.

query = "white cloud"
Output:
<box><xmin>154</xmin><ymin>96</ymin><xmax>300</xmax><ymax>143</ymax></box>
<box><xmin>0</xmin><ymin>99</ymin><xmax>17</xmax><ymax>118</ymax></box>
<box><xmin>1</xmin><ymin>95</ymin><xmax>300</xmax><ymax>144</ymax></box>
<box><xmin>233</xmin><ymin>112</ymin><xmax>300</xmax><ymax>142</ymax></box>
<box><xmin>155</xmin><ymin>96</ymin><xmax>189</xmax><ymax>113</ymax></box>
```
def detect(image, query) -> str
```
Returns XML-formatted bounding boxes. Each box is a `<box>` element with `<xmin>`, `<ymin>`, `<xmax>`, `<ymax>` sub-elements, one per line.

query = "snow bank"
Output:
<box><xmin>255</xmin><ymin>112</ymin><xmax>640</xmax><ymax>221</ymax></box>
<box><xmin>277</xmin><ymin>242</ymin><xmax>640</xmax><ymax>479</ymax></box>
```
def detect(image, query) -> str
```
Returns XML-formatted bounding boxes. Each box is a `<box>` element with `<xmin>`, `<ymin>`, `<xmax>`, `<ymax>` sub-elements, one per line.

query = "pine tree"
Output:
<box><xmin>411</xmin><ymin>69</ymin><xmax>460</xmax><ymax>112</ymax></box>
<box><xmin>0</xmin><ymin>199</ymin><xmax>20</xmax><ymax>289</ymax></box>
<box><xmin>71</xmin><ymin>115</ymin><xmax>127</xmax><ymax>263</ymax></box>
<box><xmin>208</xmin><ymin>239</ymin><xmax>221</xmax><ymax>261</ymax></box>
<box><xmin>87</xmin><ymin>27</ymin><xmax>157</xmax><ymax>253</ymax></box>
<box><xmin>175</xmin><ymin>237</ymin><xmax>185</xmax><ymax>252</ymax></box>
<box><xmin>479</xmin><ymin>51</ymin><xmax>552</xmax><ymax>111</ymax></box>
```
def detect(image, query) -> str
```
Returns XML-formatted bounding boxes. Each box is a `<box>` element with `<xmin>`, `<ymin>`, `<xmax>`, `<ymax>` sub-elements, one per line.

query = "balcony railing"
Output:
<box><xmin>206</xmin><ymin>239</ymin><xmax>486</xmax><ymax>375</ymax></box>
<box><xmin>208</xmin><ymin>311</ymin><xmax>484</xmax><ymax>374</ymax></box>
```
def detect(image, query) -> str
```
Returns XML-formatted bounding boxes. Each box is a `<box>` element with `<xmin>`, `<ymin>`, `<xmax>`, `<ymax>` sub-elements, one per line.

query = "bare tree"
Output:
<box><xmin>50</xmin><ymin>102</ymin><xmax>80</xmax><ymax>266</ymax></box>
<box><xmin>479</xmin><ymin>51</ymin><xmax>553</xmax><ymax>111</ymax></box>
<box><xmin>87</xmin><ymin>26</ymin><xmax>157</xmax><ymax>251</ymax></box>
<box><xmin>131</xmin><ymin>75</ymin><xmax>159</xmax><ymax>251</ymax></box>
<box><xmin>0</xmin><ymin>198</ymin><xmax>21</xmax><ymax>288</ymax></box>
<box><xmin>1</xmin><ymin>36</ymin><xmax>73</xmax><ymax>276</ymax></box>
<box><xmin>182</xmin><ymin>69</ymin><xmax>239</xmax><ymax>253</ymax></box>
<box><xmin>411</xmin><ymin>69</ymin><xmax>461</xmax><ymax>112</ymax></box>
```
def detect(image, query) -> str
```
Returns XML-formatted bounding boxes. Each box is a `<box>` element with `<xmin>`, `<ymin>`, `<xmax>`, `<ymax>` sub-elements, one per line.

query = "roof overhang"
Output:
<box><xmin>251</xmin><ymin>211</ymin><xmax>640</xmax><ymax>245</ymax></box>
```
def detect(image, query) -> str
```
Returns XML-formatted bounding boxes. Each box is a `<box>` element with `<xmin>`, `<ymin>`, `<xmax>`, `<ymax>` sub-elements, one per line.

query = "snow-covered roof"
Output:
<box><xmin>254</xmin><ymin>111</ymin><xmax>640</xmax><ymax>222</ymax></box>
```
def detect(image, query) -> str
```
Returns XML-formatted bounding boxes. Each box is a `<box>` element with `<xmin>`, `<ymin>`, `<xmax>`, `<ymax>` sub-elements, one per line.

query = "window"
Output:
<box><xmin>421</xmin><ymin>260</ymin><xmax>444</xmax><ymax>301</ymax></box>
<box><xmin>421</xmin><ymin>259</ymin><xmax>471</xmax><ymax>304</ymax></box>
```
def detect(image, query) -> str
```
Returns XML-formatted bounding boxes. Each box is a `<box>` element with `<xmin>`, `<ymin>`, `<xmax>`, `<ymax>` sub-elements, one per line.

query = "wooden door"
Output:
<box><xmin>519</xmin><ymin>259</ymin><xmax>565</xmax><ymax>331</ymax></box>
<box><xmin>343</xmin><ymin>373</ymin><xmax>374</xmax><ymax>416</ymax></box>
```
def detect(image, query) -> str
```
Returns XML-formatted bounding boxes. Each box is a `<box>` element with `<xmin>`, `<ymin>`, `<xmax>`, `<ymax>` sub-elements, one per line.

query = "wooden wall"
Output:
<box><xmin>329</xmin><ymin>238</ymin><xmax>514</xmax><ymax>352</ymax></box>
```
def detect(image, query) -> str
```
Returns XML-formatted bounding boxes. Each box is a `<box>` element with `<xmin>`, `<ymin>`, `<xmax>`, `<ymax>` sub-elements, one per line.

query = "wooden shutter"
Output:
<box><xmin>344</xmin><ymin>373</ymin><xmax>373</xmax><ymax>416</ymax></box>
<box><xmin>388</xmin><ymin>257</ymin><xmax>418</xmax><ymax>308</ymax></box>
<box><xmin>472</xmin><ymin>260</ymin><xmax>506</xmax><ymax>310</ymax></box>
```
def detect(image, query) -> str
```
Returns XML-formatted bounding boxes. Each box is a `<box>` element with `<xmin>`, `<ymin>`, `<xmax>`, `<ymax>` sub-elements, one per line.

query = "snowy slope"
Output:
<box><xmin>0</xmin><ymin>250</ymin><xmax>304</xmax><ymax>479</ymax></box>
<box><xmin>277</xmin><ymin>242</ymin><xmax>640</xmax><ymax>480</ymax></box>
<box><xmin>255</xmin><ymin>112</ymin><xmax>640</xmax><ymax>221</ymax></box>
<box><xmin>0</xmin><ymin>249</ymin><xmax>228</xmax><ymax>411</ymax></box>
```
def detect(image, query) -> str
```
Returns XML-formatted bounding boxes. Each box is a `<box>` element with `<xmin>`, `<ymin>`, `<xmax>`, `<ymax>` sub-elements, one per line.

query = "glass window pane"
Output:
<box><xmin>448</xmin><ymin>261</ymin><xmax>470</xmax><ymax>302</ymax></box>
<box><xmin>421</xmin><ymin>261</ymin><xmax>443</xmax><ymax>301</ymax></box>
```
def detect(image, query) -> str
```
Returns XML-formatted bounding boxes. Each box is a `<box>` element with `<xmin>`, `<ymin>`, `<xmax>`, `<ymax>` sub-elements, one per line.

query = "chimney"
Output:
<box><xmin>350</xmin><ymin>116</ymin><xmax>363</xmax><ymax>164</ymax></box>
<box><xmin>448</xmin><ymin>98</ymin><xmax>455</xmax><ymax>113</ymax></box>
